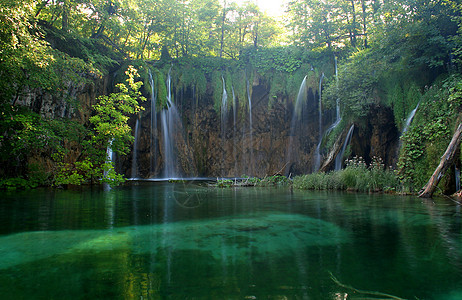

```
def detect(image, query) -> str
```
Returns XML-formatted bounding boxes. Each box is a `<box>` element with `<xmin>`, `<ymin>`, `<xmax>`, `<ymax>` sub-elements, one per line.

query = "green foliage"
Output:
<box><xmin>0</xmin><ymin>162</ymin><xmax>47</xmax><ymax>190</ymax></box>
<box><xmin>215</xmin><ymin>175</ymin><xmax>290</xmax><ymax>188</ymax></box>
<box><xmin>31</xmin><ymin>66</ymin><xmax>145</xmax><ymax>188</ymax></box>
<box><xmin>54</xmin><ymin>158</ymin><xmax>95</xmax><ymax>186</ymax></box>
<box><xmin>41</xmin><ymin>23</ymin><xmax>120</xmax><ymax>74</ymax></box>
<box><xmin>151</xmin><ymin>69</ymin><xmax>168</xmax><ymax>111</ymax></box>
<box><xmin>101</xmin><ymin>162</ymin><xmax>126</xmax><ymax>187</ymax></box>
<box><xmin>324</xmin><ymin>49</ymin><xmax>383</xmax><ymax>122</ymax></box>
<box><xmin>90</xmin><ymin>65</ymin><xmax>146</xmax><ymax>155</ymax></box>
<box><xmin>242</xmin><ymin>47</ymin><xmax>304</xmax><ymax>74</ymax></box>
<box><xmin>382</xmin><ymin>74</ymin><xmax>422</xmax><ymax>131</ymax></box>
<box><xmin>216</xmin><ymin>179</ymin><xmax>233</xmax><ymax>188</ymax></box>
<box><xmin>293</xmin><ymin>156</ymin><xmax>399</xmax><ymax>192</ymax></box>
<box><xmin>54</xmin><ymin>65</ymin><xmax>147</xmax><ymax>187</ymax></box>
<box><xmin>257</xmin><ymin>175</ymin><xmax>290</xmax><ymax>186</ymax></box>
<box><xmin>293</xmin><ymin>172</ymin><xmax>343</xmax><ymax>190</ymax></box>
<box><xmin>0</xmin><ymin>104</ymin><xmax>88</xmax><ymax>182</ymax></box>
<box><xmin>212</xmin><ymin>70</ymin><xmax>224</xmax><ymax>113</ymax></box>
<box><xmin>397</xmin><ymin>76</ymin><xmax>460</xmax><ymax>192</ymax></box>
<box><xmin>321</xmin><ymin>120</ymin><xmax>346</xmax><ymax>154</ymax></box>
<box><xmin>0</xmin><ymin>177</ymin><xmax>38</xmax><ymax>191</ymax></box>
<box><xmin>174</xmin><ymin>62</ymin><xmax>208</xmax><ymax>102</ymax></box>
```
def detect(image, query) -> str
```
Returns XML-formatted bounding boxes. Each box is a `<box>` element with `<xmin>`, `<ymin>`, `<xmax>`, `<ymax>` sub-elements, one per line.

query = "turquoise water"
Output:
<box><xmin>0</xmin><ymin>182</ymin><xmax>461</xmax><ymax>299</ymax></box>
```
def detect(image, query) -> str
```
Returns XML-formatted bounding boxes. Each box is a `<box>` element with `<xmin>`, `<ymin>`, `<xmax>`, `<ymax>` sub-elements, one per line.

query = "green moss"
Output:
<box><xmin>153</xmin><ymin>69</ymin><xmax>168</xmax><ymax>111</ymax></box>
<box><xmin>211</xmin><ymin>70</ymin><xmax>223</xmax><ymax>113</ymax></box>
<box><xmin>397</xmin><ymin>75</ymin><xmax>461</xmax><ymax>192</ymax></box>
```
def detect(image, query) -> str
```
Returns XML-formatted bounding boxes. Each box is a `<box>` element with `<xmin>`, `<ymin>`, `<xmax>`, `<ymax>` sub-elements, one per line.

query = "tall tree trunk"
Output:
<box><xmin>253</xmin><ymin>21</ymin><xmax>259</xmax><ymax>48</ymax></box>
<box><xmin>419</xmin><ymin>122</ymin><xmax>462</xmax><ymax>198</ymax></box>
<box><xmin>361</xmin><ymin>0</ymin><xmax>368</xmax><ymax>48</ymax></box>
<box><xmin>322</xmin><ymin>17</ymin><xmax>332</xmax><ymax>51</ymax></box>
<box><xmin>138</xmin><ymin>30</ymin><xmax>152</xmax><ymax>59</ymax></box>
<box><xmin>62</xmin><ymin>0</ymin><xmax>69</xmax><ymax>32</ymax></box>
<box><xmin>35</xmin><ymin>0</ymin><xmax>51</xmax><ymax>17</ymax></box>
<box><xmin>349</xmin><ymin>0</ymin><xmax>357</xmax><ymax>47</ymax></box>
<box><xmin>220</xmin><ymin>1</ymin><xmax>226</xmax><ymax>58</ymax></box>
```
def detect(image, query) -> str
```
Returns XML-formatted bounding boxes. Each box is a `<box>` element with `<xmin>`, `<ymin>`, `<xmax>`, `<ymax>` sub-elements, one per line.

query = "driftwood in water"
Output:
<box><xmin>419</xmin><ymin>122</ymin><xmax>462</xmax><ymax>198</ymax></box>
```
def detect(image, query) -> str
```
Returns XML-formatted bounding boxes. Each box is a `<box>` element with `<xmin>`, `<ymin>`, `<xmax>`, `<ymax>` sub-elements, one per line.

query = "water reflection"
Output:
<box><xmin>0</xmin><ymin>185</ymin><xmax>462</xmax><ymax>299</ymax></box>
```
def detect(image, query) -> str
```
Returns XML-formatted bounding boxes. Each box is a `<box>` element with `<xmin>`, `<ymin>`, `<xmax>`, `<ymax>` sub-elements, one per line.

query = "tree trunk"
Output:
<box><xmin>35</xmin><ymin>0</ymin><xmax>51</xmax><ymax>18</ymax></box>
<box><xmin>219</xmin><ymin>3</ymin><xmax>226</xmax><ymax>58</ymax></box>
<box><xmin>419</xmin><ymin>122</ymin><xmax>462</xmax><ymax>198</ymax></box>
<box><xmin>349</xmin><ymin>0</ymin><xmax>357</xmax><ymax>47</ymax></box>
<box><xmin>361</xmin><ymin>0</ymin><xmax>368</xmax><ymax>48</ymax></box>
<box><xmin>62</xmin><ymin>0</ymin><xmax>69</xmax><ymax>32</ymax></box>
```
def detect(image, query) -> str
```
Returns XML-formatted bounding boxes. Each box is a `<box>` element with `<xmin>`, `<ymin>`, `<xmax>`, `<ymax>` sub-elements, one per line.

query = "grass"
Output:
<box><xmin>215</xmin><ymin>156</ymin><xmax>400</xmax><ymax>193</ymax></box>
<box><xmin>293</xmin><ymin>156</ymin><xmax>400</xmax><ymax>192</ymax></box>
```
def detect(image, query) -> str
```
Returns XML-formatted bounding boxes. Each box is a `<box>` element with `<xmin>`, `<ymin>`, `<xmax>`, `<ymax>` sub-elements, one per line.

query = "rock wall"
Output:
<box><xmin>16</xmin><ymin>74</ymin><xmax>109</xmax><ymax>124</ymax></box>
<box><xmin>121</xmin><ymin>72</ymin><xmax>400</xmax><ymax>179</ymax></box>
<box><xmin>14</xmin><ymin>66</ymin><xmax>400</xmax><ymax>179</ymax></box>
<box><xmin>14</xmin><ymin>74</ymin><xmax>110</xmax><ymax>177</ymax></box>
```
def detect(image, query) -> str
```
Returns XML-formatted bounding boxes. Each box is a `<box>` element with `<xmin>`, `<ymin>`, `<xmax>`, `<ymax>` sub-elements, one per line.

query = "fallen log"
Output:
<box><xmin>419</xmin><ymin>122</ymin><xmax>462</xmax><ymax>198</ymax></box>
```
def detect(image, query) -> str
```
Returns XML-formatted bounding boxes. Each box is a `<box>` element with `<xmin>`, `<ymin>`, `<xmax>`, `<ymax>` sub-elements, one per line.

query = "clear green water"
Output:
<box><xmin>0</xmin><ymin>182</ymin><xmax>462</xmax><ymax>299</ymax></box>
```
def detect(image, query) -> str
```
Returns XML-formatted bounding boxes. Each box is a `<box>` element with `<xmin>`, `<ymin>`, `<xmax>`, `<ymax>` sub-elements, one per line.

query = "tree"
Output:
<box><xmin>54</xmin><ymin>66</ymin><xmax>146</xmax><ymax>187</ymax></box>
<box><xmin>419</xmin><ymin>122</ymin><xmax>462</xmax><ymax>198</ymax></box>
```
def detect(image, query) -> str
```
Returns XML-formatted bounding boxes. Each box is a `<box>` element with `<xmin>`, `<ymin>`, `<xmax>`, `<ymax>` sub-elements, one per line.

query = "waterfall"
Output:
<box><xmin>149</xmin><ymin>70</ymin><xmax>157</xmax><ymax>176</ymax></box>
<box><xmin>160</xmin><ymin>67</ymin><xmax>180</xmax><ymax>179</ymax></box>
<box><xmin>286</xmin><ymin>75</ymin><xmax>308</xmax><ymax>175</ymax></box>
<box><xmin>131</xmin><ymin>118</ymin><xmax>141</xmax><ymax>179</ymax></box>
<box><xmin>246</xmin><ymin>78</ymin><xmax>253</xmax><ymax>175</ymax></box>
<box><xmin>402</xmin><ymin>102</ymin><xmax>420</xmax><ymax>134</ymax></box>
<box><xmin>221</xmin><ymin>76</ymin><xmax>228</xmax><ymax>175</ymax></box>
<box><xmin>335</xmin><ymin>124</ymin><xmax>355</xmax><ymax>171</ymax></box>
<box><xmin>292</xmin><ymin>75</ymin><xmax>308</xmax><ymax>120</ymax></box>
<box><xmin>232</xmin><ymin>86</ymin><xmax>237</xmax><ymax>174</ymax></box>
<box><xmin>104</xmin><ymin>139</ymin><xmax>114</xmax><ymax>178</ymax></box>
<box><xmin>334</xmin><ymin>56</ymin><xmax>341</xmax><ymax>125</ymax></box>
<box><xmin>103</xmin><ymin>140</ymin><xmax>115</xmax><ymax>190</ymax></box>
<box><xmin>325</xmin><ymin>56</ymin><xmax>342</xmax><ymax>136</ymax></box>
<box><xmin>318</xmin><ymin>73</ymin><xmax>324</xmax><ymax>138</ymax></box>
<box><xmin>313</xmin><ymin>73</ymin><xmax>325</xmax><ymax>172</ymax></box>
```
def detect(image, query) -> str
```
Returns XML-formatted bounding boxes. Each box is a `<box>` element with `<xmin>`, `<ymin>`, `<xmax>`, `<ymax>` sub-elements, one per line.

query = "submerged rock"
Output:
<box><xmin>0</xmin><ymin>212</ymin><xmax>350</xmax><ymax>269</ymax></box>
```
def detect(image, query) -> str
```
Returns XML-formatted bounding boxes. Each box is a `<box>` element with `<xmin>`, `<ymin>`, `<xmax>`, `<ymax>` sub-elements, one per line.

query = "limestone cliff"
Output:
<box><xmin>121</xmin><ymin>71</ymin><xmax>400</xmax><ymax>178</ymax></box>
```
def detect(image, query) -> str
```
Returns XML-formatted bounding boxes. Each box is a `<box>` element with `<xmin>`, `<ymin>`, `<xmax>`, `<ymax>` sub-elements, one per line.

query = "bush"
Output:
<box><xmin>293</xmin><ymin>156</ymin><xmax>399</xmax><ymax>192</ymax></box>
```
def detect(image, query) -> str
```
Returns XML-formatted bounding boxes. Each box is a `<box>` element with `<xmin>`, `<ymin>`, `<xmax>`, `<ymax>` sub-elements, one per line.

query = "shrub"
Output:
<box><xmin>293</xmin><ymin>156</ymin><xmax>399</xmax><ymax>192</ymax></box>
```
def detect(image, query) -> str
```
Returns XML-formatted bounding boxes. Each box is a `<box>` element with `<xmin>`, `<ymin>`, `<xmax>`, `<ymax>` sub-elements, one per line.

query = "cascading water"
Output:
<box><xmin>402</xmin><ymin>102</ymin><xmax>420</xmax><ymax>134</ymax></box>
<box><xmin>221</xmin><ymin>76</ymin><xmax>228</xmax><ymax>176</ymax></box>
<box><xmin>232</xmin><ymin>86</ymin><xmax>237</xmax><ymax>174</ymax></box>
<box><xmin>325</xmin><ymin>56</ymin><xmax>342</xmax><ymax>137</ymax></box>
<box><xmin>286</xmin><ymin>75</ymin><xmax>308</xmax><ymax>175</ymax></box>
<box><xmin>148</xmin><ymin>70</ymin><xmax>157</xmax><ymax>176</ymax></box>
<box><xmin>335</xmin><ymin>124</ymin><xmax>355</xmax><ymax>171</ymax></box>
<box><xmin>292</xmin><ymin>75</ymin><xmax>308</xmax><ymax>121</ymax></box>
<box><xmin>104</xmin><ymin>139</ymin><xmax>114</xmax><ymax>178</ymax></box>
<box><xmin>160</xmin><ymin>67</ymin><xmax>180</xmax><ymax>178</ymax></box>
<box><xmin>396</xmin><ymin>101</ymin><xmax>421</xmax><ymax>164</ymax></box>
<box><xmin>131</xmin><ymin>118</ymin><xmax>140</xmax><ymax>179</ymax></box>
<box><xmin>313</xmin><ymin>73</ymin><xmax>325</xmax><ymax>172</ymax></box>
<box><xmin>246</xmin><ymin>78</ymin><xmax>253</xmax><ymax>175</ymax></box>
<box><xmin>317</xmin><ymin>57</ymin><xmax>342</xmax><ymax>172</ymax></box>
<box><xmin>318</xmin><ymin>73</ymin><xmax>324</xmax><ymax>138</ymax></box>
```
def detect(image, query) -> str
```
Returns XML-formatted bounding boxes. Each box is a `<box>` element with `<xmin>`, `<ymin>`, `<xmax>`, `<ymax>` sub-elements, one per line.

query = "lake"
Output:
<box><xmin>0</xmin><ymin>181</ymin><xmax>461</xmax><ymax>299</ymax></box>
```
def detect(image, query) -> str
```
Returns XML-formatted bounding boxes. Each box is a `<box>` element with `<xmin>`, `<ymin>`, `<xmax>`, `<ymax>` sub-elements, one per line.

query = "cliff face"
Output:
<box><xmin>16</xmin><ymin>74</ymin><xmax>108</xmax><ymax>124</ymax></box>
<box><xmin>121</xmin><ymin>72</ymin><xmax>400</xmax><ymax>179</ymax></box>
<box><xmin>12</xmin><ymin>65</ymin><xmax>400</xmax><ymax>180</ymax></box>
<box><xmin>13</xmin><ymin>74</ymin><xmax>110</xmax><ymax>178</ymax></box>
